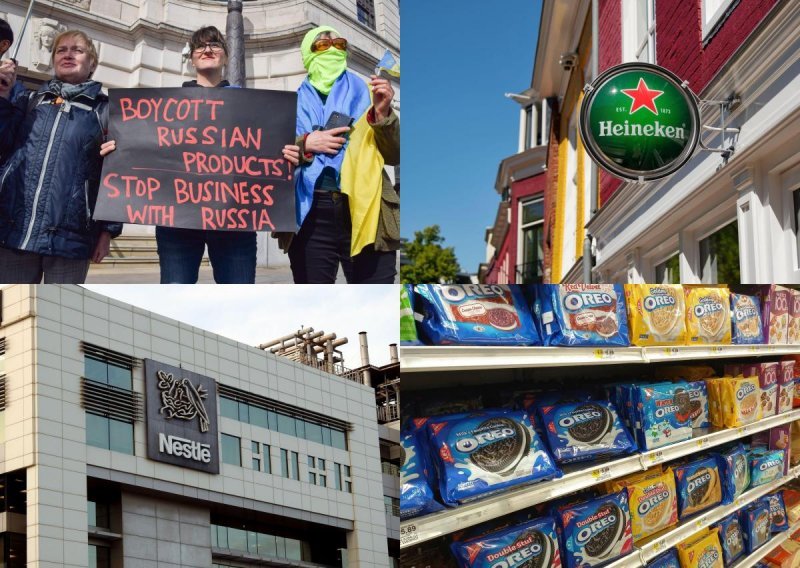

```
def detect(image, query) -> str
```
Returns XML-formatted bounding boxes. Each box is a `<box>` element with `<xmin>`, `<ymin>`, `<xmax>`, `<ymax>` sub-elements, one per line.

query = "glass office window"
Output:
<box><xmin>277</xmin><ymin>413</ymin><xmax>295</xmax><ymax>436</ymax></box>
<box><xmin>84</xmin><ymin>357</ymin><xmax>107</xmax><ymax>383</ymax></box>
<box><xmin>291</xmin><ymin>451</ymin><xmax>300</xmax><ymax>481</ymax></box>
<box><xmin>318</xmin><ymin>459</ymin><xmax>326</xmax><ymax>470</ymax></box>
<box><xmin>285</xmin><ymin>538</ymin><xmax>302</xmax><ymax>561</ymax></box>
<box><xmin>227</xmin><ymin>527</ymin><xmax>247</xmax><ymax>552</ymax></box>
<box><xmin>335</xmin><ymin>463</ymin><xmax>342</xmax><ymax>490</ymax></box>
<box><xmin>107</xmin><ymin>363</ymin><xmax>131</xmax><ymax>390</ymax></box>
<box><xmin>331</xmin><ymin>430</ymin><xmax>347</xmax><ymax>450</ymax></box>
<box><xmin>295</xmin><ymin>418</ymin><xmax>305</xmax><ymax>439</ymax></box>
<box><xmin>221</xmin><ymin>434</ymin><xmax>241</xmax><ymax>466</ymax></box>
<box><xmin>86</xmin><ymin>413</ymin><xmax>109</xmax><ymax>449</ymax></box>
<box><xmin>263</xmin><ymin>445</ymin><xmax>271</xmax><ymax>474</ymax></box>
<box><xmin>320</xmin><ymin>475</ymin><xmax>327</xmax><ymax>487</ymax></box>
<box><xmin>258</xmin><ymin>533</ymin><xmax>277</xmax><ymax>557</ymax></box>
<box><xmin>308</xmin><ymin>456</ymin><xmax>315</xmax><ymax>468</ymax></box>
<box><xmin>219</xmin><ymin>397</ymin><xmax>238</xmax><ymax>420</ymax></box>
<box><xmin>250</xmin><ymin>406</ymin><xmax>269</xmax><ymax>428</ymax></box>
<box><xmin>252</xmin><ymin>458</ymin><xmax>260</xmax><ymax>471</ymax></box>
<box><xmin>306</xmin><ymin>422</ymin><xmax>322</xmax><ymax>444</ymax></box>
<box><xmin>238</xmin><ymin>402</ymin><xmax>250</xmax><ymax>423</ymax></box>
<box><xmin>322</xmin><ymin>427</ymin><xmax>332</xmax><ymax>446</ymax></box>
<box><xmin>309</xmin><ymin>472</ymin><xmax>316</xmax><ymax>484</ymax></box>
<box><xmin>280</xmin><ymin>449</ymin><xmax>289</xmax><ymax>478</ymax></box>
<box><xmin>108</xmin><ymin>418</ymin><xmax>134</xmax><ymax>455</ymax></box>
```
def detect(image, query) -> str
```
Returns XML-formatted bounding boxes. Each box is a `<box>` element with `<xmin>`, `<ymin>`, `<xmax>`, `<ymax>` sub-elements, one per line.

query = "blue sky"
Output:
<box><xmin>402</xmin><ymin>0</ymin><xmax>542</xmax><ymax>274</ymax></box>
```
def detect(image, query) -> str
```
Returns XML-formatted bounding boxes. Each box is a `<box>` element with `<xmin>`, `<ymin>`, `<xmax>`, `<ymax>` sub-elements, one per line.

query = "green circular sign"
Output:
<box><xmin>579</xmin><ymin>63</ymin><xmax>700</xmax><ymax>181</ymax></box>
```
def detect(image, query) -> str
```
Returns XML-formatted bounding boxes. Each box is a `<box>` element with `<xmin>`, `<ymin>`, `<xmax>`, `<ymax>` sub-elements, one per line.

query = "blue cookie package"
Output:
<box><xmin>539</xmin><ymin>400</ymin><xmax>635</xmax><ymax>464</ymax></box>
<box><xmin>415</xmin><ymin>284</ymin><xmax>540</xmax><ymax>345</ymax></box>
<box><xmin>715</xmin><ymin>444</ymin><xmax>750</xmax><ymax>504</ymax></box>
<box><xmin>741</xmin><ymin>501</ymin><xmax>771</xmax><ymax>554</ymax></box>
<box><xmin>633</xmin><ymin>382</ymin><xmax>693</xmax><ymax>451</ymax></box>
<box><xmin>400</xmin><ymin>430</ymin><xmax>443</xmax><ymax>519</ymax></box>
<box><xmin>748</xmin><ymin>448</ymin><xmax>785</xmax><ymax>488</ymax></box>
<box><xmin>731</xmin><ymin>293</ymin><xmax>765</xmax><ymax>345</ymax></box>
<box><xmin>558</xmin><ymin>490</ymin><xmax>633</xmax><ymax>568</ymax></box>
<box><xmin>715</xmin><ymin>512</ymin><xmax>745</xmax><ymax>565</ymax></box>
<box><xmin>537</xmin><ymin>284</ymin><xmax>630</xmax><ymax>347</ymax></box>
<box><xmin>760</xmin><ymin>492</ymin><xmax>789</xmax><ymax>532</ymax></box>
<box><xmin>450</xmin><ymin>516</ymin><xmax>562</xmax><ymax>568</ymax></box>
<box><xmin>674</xmin><ymin>455</ymin><xmax>722</xmax><ymax>519</ymax></box>
<box><xmin>645</xmin><ymin>548</ymin><xmax>679</xmax><ymax>568</ymax></box>
<box><xmin>427</xmin><ymin>409</ymin><xmax>559</xmax><ymax>506</ymax></box>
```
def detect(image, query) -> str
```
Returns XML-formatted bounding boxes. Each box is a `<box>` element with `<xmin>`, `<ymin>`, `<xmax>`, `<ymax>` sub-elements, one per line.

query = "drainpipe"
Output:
<box><xmin>359</xmin><ymin>331</ymin><xmax>371</xmax><ymax>387</ymax></box>
<box><xmin>226</xmin><ymin>0</ymin><xmax>246</xmax><ymax>87</ymax></box>
<box><xmin>582</xmin><ymin>0</ymin><xmax>599</xmax><ymax>283</ymax></box>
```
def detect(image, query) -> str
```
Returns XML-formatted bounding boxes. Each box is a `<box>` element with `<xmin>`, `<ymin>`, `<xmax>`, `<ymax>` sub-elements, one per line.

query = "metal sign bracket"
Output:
<box><xmin>696</xmin><ymin>94</ymin><xmax>741</xmax><ymax>161</ymax></box>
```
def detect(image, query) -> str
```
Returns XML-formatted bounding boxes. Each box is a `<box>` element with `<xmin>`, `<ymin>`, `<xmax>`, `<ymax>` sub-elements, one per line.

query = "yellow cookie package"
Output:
<box><xmin>609</xmin><ymin>466</ymin><xmax>678</xmax><ymax>542</ymax></box>
<box><xmin>625</xmin><ymin>285</ymin><xmax>687</xmax><ymax>346</ymax></box>
<box><xmin>677</xmin><ymin>527</ymin><xmax>724</xmax><ymax>568</ymax></box>
<box><xmin>685</xmin><ymin>286</ymin><xmax>731</xmax><ymax>345</ymax></box>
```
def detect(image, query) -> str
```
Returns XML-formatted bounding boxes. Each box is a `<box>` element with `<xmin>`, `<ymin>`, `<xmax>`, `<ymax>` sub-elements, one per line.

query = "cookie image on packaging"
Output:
<box><xmin>583</xmin><ymin>503</ymin><xmax>625</xmax><ymax>558</ymax></box>
<box><xmin>722</xmin><ymin>520</ymin><xmax>744</xmax><ymax>563</ymax></box>
<box><xmin>559</xmin><ymin>490</ymin><xmax>633</xmax><ymax>568</ymax></box>
<box><xmin>468</xmin><ymin>417</ymin><xmax>530</xmax><ymax>476</ymax></box>
<box><xmin>450</xmin><ymin>516</ymin><xmax>562</xmax><ymax>568</ymax></box>
<box><xmin>626</xmin><ymin>284</ymin><xmax>686</xmax><ymax>346</ymax></box>
<box><xmin>685</xmin><ymin>287</ymin><xmax>731</xmax><ymax>344</ymax></box>
<box><xmin>731</xmin><ymin>293</ymin><xmax>763</xmax><ymax>344</ymax></box>
<box><xmin>676</xmin><ymin>457</ymin><xmax>722</xmax><ymax>519</ymax></box>
<box><xmin>687</xmin><ymin>467</ymin><xmax>717</xmax><ymax>509</ymax></box>
<box><xmin>566</xmin><ymin>403</ymin><xmax>612</xmax><ymax>445</ymax></box>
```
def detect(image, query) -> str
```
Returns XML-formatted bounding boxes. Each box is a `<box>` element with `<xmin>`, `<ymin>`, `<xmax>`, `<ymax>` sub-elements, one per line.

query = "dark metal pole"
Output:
<box><xmin>226</xmin><ymin>0</ymin><xmax>246</xmax><ymax>87</ymax></box>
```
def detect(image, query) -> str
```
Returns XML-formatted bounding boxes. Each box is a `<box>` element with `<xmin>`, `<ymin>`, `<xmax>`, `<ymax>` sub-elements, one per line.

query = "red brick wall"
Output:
<box><xmin>657</xmin><ymin>0</ymin><xmax>779</xmax><ymax>93</ymax></box>
<box><xmin>598</xmin><ymin>0</ymin><xmax>624</xmax><ymax>206</ymax></box>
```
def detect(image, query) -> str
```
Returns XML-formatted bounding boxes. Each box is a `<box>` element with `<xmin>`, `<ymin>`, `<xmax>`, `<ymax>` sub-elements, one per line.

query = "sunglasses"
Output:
<box><xmin>193</xmin><ymin>42</ymin><xmax>225</xmax><ymax>54</ymax></box>
<box><xmin>312</xmin><ymin>38</ymin><xmax>348</xmax><ymax>52</ymax></box>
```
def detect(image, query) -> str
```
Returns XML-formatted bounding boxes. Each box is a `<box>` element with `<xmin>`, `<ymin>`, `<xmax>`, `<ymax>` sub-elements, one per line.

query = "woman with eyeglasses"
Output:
<box><xmin>0</xmin><ymin>30</ymin><xmax>122</xmax><ymax>283</ymax></box>
<box><xmin>280</xmin><ymin>26</ymin><xmax>400</xmax><ymax>284</ymax></box>
<box><xmin>101</xmin><ymin>26</ymin><xmax>301</xmax><ymax>283</ymax></box>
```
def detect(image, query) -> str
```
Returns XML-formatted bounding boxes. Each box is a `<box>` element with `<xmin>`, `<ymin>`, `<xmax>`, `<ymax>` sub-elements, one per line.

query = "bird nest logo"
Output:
<box><xmin>156</xmin><ymin>370</ymin><xmax>211</xmax><ymax>432</ymax></box>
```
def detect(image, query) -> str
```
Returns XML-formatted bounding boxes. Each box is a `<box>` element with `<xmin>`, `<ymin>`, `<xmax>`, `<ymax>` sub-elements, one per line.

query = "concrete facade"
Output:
<box><xmin>0</xmin><ymin>0</ymin><xmax>400</xmax><ymax>268</ymax></box>
<box><xmin>0</xmin><ymin>285</ymin><xmax>394</xmax><ymax>567</ymax></box>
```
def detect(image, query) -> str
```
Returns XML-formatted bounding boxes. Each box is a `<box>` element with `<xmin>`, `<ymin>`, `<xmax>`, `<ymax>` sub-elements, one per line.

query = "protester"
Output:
<box><xmin>282</xmin><ymin>25</ymin><xmax>400</xmax><ymax>284</ymax></box>
<box><xmin>0</xmin><ymin>18</ymin><xmax>24</xmax><ymax>102</ymax></box>
<box><xmin>0</xmin><ymin>30</ymin><xmax>121</xmax><ymax>283</ymax></box>
<box><xmin>102</xmin><ymin>25</ymin><xmax>300</xmax><ymax>284</ymax></box>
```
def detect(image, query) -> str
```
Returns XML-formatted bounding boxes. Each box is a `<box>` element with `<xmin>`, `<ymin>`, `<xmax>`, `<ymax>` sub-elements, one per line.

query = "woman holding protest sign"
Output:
<box><xmin>0</xmin><ymin>29</ymin><xmax>122</xmax><ymax>283</ymax></box>
<box><xmin>101</xmin><ymin>25</ymin><xmax>301</xmax><ymax>284</ymax></box>
<box><xmin>280</xmin><ymin>26</ymin><xmax>400</xmax><ymax>284</ymax></box>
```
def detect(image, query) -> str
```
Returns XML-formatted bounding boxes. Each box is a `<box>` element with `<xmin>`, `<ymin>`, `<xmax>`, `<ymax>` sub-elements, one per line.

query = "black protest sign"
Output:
<box><xmin>95</xmin><ymin>87</ymin><xmax>298</xmax><ymax>232</ymax></box>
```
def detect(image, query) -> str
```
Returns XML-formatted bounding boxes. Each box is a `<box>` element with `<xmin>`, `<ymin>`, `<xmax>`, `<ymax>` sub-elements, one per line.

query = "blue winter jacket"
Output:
<box><xmin>0</xmin><ymin>81</ymin><xmax>122</xmax><ymax>259</ymax></box>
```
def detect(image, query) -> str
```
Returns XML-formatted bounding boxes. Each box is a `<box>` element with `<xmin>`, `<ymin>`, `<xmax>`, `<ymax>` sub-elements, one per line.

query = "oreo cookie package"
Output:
<box><xmin>731</xmin><ymin>293</ymin><xmax>764</xmax><ymax>344</ymax></box>
<box><xmin>715</xmin><ymin>444</ymin><xmax>750</xmax><ymax>504</ymax></box>
<box><xmin>539</xmin><ymin>401</ymin><xmax>636</xmax><ymax>464</ymax></box>
<box><xmin>674</xmin><ymin>456</ymin><xmax>722</xmax><ymax>519</ymax></box>
<box><xmin>645</xmin><ymin>548</ymin><xmax>679</xmax><ymax>568</ymax></box>
<box><xmin>400</xmin><ymin>431</ymin><xmax>443</xmax><ymax>519</ymax></box>
<box><xmin>415</xmin><ymin>284</ymin><xmax>540</xmax><ymax>345</ymax></box>
<box><xmin>714</xmin><ymin>512</ymin><xmax>745</xmax><ymax>565</ymax></box>
<box><xmin>760</xmin><ymin>492</ymin><xmax>789</xmax><ymax>533</ymax></box>
<box><xmin>633</xmin><ymin>382</ymin><xmax>693</xmax><ymax>451</ymax></box>
<box><xmin>676</xmin><ymin>528</ymin><xmax>723</xmax><ymax>568</ymax></box>
<box><xmin>538</xmin><ymin>285</ymin><xmax>630</xmax><ymax>347</ymax></box>
<box><xmin>428</xmin><ymin>409</ymin><xmax>559</xmax><ymax>506</ymax></box>
<box><xmin>748</xmin><ymin>448</ymin><xmax>785</xmax><ymax>488</ymax></box>
<box><xmin>558</xmin><ymin>490</ymin><xmax>633</xmax><ymax>568</ymax></box>
<box><xmin>450</xmin><ymin>516</ymin><xmax>563</xmax><ymax>568</ymax></box>
<box><xmin>741</xmin><ymin>501</ymin><xmax>771</xmax><ymax>554</ymax></box>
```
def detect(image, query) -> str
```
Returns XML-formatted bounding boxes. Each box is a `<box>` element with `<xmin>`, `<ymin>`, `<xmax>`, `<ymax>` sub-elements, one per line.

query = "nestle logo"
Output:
<box><xmin>158</xmin><ymin>433</ymin><xmax>212</xmax><ymax>463</ymax></box>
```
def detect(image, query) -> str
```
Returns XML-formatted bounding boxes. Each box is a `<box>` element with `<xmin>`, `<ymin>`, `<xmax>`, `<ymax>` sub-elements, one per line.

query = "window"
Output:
<box><xmin>85</xmin><ymin>356</ymin><xmax>132</xmax><ymax>390</ymax></box>
<box><xmin>309</xmin><ymin>472</ymin><xmax>316</xmax><ymax>484</ymax></box>
<box><xmin>211</xmin><ymin>524</ymin><xmax>311</xmax><ymax>562</ymax></box>
<box><xmin>86</xmin><ymin>413</ymin><xmax>134</xmax><ymax>455</ymax></box>
<box><xmin>220</xmin><ymin>434</ymin><xmax>241</xmax><ymax>466</ymax></box>
<box><xmin>655</xmin><ymin>254</ymin><xmax>680</xmax><ymax>284</ymax></box>
<box><xmin>218</xmin><ymin>396</ymin><xmax>347</xmax><ymax>450</ymax></box>
<box><xmin>263</xmin><ymin>444</ymin><xmax>271</xmax><ymax>474</ymax></box>
<box><xmin>356</xmin><ymin>0</ymin><xmax>376</xmax><ymax>30</ymax></box>
<box><xmin>308</xmin><ymin>456</ymin><xmax>315</xmax><ymax>468</ymax></box>
<box><xmin>794</xmin><ymin>189</ymin><xmax>800</xmax><ymax>266</ymax></box>
<box><xmin>89</xmin><ymin>544</ymin><xmax>110</xmax><ymax>568</ymax></box>
<box><xmin>291</xmin><ymin>451</ymin><xmax>300</xmax><ymax>481</ymax></box>
<box><xmin>702</xmin><ymin>0</ymin><xmax>736</xmax><ymax>39</ymax></box>
<box><xmin>623</xmin><ymin>0</ymin><xmax>655</xmax><ymax>63</ymax></box>
<box><xmin>251</xmin><ymin>441</ymin><xmax>261</xmax><ymax>471</ymax></box>
<box><xmin>518</xmin><ymin>198</ymin><xmax>544</xmax><ymax>283</ymax></box>
<box><xmin>384</xmin><ymin>496</ymin><xmax>400</xmax><ymax>517</ymax></box>
<box><xmin>699</xmin><ymin>221</ymin><xmax>740</xmax><ymax>284</ymax></box>
<box><xmin>280</xmin><ymin>449</ymin><xmax>289</xmax><ymax>478</ymax></box>
<box><xmin>319</xmin><ymin>474</ymin><xmax>327</xmax><ymax>487</ymax></box>
<box><xmin>334</xmin><ymin>463</ymin><xmax>342</xmax><ymax>491</ymax></box>
<box><xmin>524</xmin><ymin>106</ymin><xmax>533</xmax><ymax>150</ymax></box>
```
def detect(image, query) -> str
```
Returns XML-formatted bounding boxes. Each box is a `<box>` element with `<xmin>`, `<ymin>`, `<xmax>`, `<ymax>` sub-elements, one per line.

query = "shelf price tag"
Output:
<box><xmin>696</xmin><ymin>438</ymin><xmax>710</xmax><ymax>450</ymax></box>
<box><xmin>594</xmin><ymin>348</ymin><xmax>615</xmax><ymax>360</ymax></box>
<box><xmin>647</xmin><ymin>450</ymin><xmax>665</xmax><ymax>466</ymax></box>
<box><xmin>709</xmin><ymin>346</ymin><xmax>724</xmax><ymax>354</ymax></box>
<box><xmin>400</xmin><ymin>524</ymin><xmax>420</xmax><ymax>546</ymax></box>
<box><xmin>591</xmin><ymin>466</ymin><xmax>612</xmax><ymax>482</ymax></box>
<box><xmin>736</xmin><ymin>427</ymin><xmax>747</xmax><ymax>436</ymax></box>
<box><xmin>663</xmin><ymin>347</ymin><xmax>680</xmax><ymax>357</ymax></box>
<box><xmin>651</xmin><ymin>537</ymin><xmax>667</xmax><ymax>553</ymax></box>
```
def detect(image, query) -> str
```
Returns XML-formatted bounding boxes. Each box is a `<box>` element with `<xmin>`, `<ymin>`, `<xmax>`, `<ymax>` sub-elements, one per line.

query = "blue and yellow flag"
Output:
<box><xmin>375</xmin><ymin>50</ymin><xmax>400</xmax><ymax>78</ymax></box>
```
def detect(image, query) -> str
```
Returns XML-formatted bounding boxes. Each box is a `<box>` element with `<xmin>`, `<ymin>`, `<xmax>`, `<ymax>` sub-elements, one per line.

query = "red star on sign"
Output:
<box><xmin>621</xmin><ymin>78</ymin><xmax>664</xmax><ymax>115</ymax></box>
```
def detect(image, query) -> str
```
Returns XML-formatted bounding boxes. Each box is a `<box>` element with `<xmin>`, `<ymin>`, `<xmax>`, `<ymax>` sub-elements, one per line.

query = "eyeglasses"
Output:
<box><xmin>55</xmin><ymin>45</ymin><xmax>87</xmax><ymax>56</ymax></box>
<box><xmin>312</xmin><ymin>38</ymin><xmax>348</xmax><ymax>52</ymax></box>
<box><xmin>192</xmin><ymin>42</ymin><xmax>225</xmax><ymax>54</ymax></box>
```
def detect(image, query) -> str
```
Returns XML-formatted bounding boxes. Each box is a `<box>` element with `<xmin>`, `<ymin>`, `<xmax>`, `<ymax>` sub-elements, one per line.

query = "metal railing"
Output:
<box><xmin>377</xmin><ymin>404</ymin><xmax>399</xmax><ymax>423</ymax></box>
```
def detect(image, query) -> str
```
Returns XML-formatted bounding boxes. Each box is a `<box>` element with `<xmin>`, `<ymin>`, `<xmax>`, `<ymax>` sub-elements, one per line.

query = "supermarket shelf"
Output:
<box><xmin>732</xmin><ymin>518</ymin><xmax>800</xmax><ymax>568</ymax></box>
<box><xmin>636</xmin><ymin>467</ymin><xmax>800</xmax><ymax>564</ymax></box>
<box><xmin>400</xmin><ymin>344</ymin><xmax>800</xmax><ymax>373</ymax></box>
<box><xmin>399</xmin><ymin>409</ymin><xmax>800</xmax><ymax>549</ymax></box>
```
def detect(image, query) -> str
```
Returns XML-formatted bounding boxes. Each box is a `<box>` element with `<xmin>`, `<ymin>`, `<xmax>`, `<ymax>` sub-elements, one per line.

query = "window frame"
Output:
<box><xmin>622</xmin><ymin>0</ymin><xmax>656</xmax><ymax>64</ymax></box>
<box><xmin>516</xmin><ymin>196</ymin><xmax>545</xmax><ymax>284</ymax></box>
<box><xmin>702</xmin><ymin>0</ymin><xmax>739</xmax><ymax>41</ymax></box>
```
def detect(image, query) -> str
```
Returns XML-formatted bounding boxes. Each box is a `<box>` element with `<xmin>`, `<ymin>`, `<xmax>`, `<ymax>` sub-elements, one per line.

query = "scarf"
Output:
<box><xmin>48</xmin><ymin>79</ymin><xmax>99</xmax><ymax>100</ymax></box>
<box><xmin>301</xmin><ymin>26</ymin><xmax>347</xmax><ymax>95</ymax></box>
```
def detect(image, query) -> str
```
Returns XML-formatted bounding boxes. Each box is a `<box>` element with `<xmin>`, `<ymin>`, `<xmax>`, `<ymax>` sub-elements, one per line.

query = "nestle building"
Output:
<box><xmin>0</xmin><ymin>285</ymin><xmax>397</xmax><ymax>567</ymax></box>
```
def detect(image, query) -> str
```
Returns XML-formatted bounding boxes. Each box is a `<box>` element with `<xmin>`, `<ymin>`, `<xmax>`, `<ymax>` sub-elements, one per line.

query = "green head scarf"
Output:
<box><xmin>302</xmin><ymin>25</ymin><xmax>347</xmax><ymax>95</ymax></box>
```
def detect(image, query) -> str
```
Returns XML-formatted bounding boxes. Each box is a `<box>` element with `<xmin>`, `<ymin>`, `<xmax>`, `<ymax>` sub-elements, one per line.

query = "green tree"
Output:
<box><xmin>401</xmin><ymin>225</ymin><xmax>460</xmax><ymax>284</ymax></box>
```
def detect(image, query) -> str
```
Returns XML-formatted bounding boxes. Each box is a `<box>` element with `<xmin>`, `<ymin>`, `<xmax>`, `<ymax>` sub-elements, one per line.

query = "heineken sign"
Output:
<box><xmin>580</xmin><ymin>63</ymin><xmax>700</xmax><ymax>181</ymax></box>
